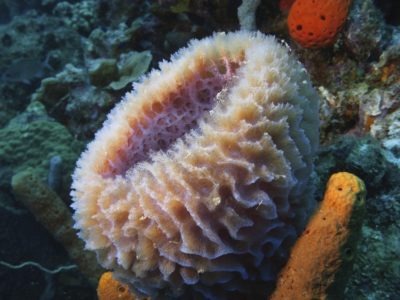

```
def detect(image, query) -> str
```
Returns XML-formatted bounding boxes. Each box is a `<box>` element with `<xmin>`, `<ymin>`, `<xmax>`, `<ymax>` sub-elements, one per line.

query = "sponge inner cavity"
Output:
<box><xmin>105</xmin><ymin>58</ymin><xmax>242</xmax><ymax>177</ymax></box>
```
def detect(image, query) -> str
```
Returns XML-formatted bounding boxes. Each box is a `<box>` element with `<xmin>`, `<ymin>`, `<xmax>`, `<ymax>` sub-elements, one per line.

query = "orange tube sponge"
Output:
<box><xmin>270</xmin><ymin>172</ymin><xmax>366</xmax><ymax>300</ymax></box>
<box><xmin>98</xmin><ymin>272</ymin><xmax>136</xmax><ymax>300</ymax></box>
<box><xmin>288</xmin><ymin>0</ymin><xmax>352</xmax><ymax>48</ymax></box>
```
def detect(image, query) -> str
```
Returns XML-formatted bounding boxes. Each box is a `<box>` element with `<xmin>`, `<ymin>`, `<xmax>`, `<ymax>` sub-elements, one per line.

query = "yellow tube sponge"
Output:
<box><xmin>11</xmin><ymin>169</ymin><xmax>103</xmax><ymax>286</ymax></box>
<box><xmin>271</xmin><ymin>172</ymin><xmax>366</xmax><ymax>300</ymax></box>
<box><xmin>71</xmin><ymin>31</ymin><xmax>320</xmax><ymax>299</ymax></box>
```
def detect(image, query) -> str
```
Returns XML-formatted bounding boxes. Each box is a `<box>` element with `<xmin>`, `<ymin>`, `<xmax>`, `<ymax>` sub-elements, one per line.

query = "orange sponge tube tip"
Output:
<box><xmin>97</xmin><ymin>272</ymin><xmax>136</xmax><ymax>300</ymax></box>
<box><xmin>288</xmin><ymin>0</ymin><xmax>352</xmax><ymax>48</ymax></box>
<box><xmin>271</xmin><ymin>172</ymin><xmax>366</xmax><ymax>299</ymax></box>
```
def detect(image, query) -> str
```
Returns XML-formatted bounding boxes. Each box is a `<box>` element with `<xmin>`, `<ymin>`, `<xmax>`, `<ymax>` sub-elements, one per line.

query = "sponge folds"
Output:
<box><xmin>71</xmin><ymin>31</ymin><xmax>319</xmax><ymax>299</ymax></box>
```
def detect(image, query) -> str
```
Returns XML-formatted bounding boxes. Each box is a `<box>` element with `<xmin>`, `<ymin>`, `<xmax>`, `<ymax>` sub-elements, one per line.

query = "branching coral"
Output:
<box><xmin>71</xmin><ymin>31</ymin><xmax>319</xmax><ymax>299</ymax></box>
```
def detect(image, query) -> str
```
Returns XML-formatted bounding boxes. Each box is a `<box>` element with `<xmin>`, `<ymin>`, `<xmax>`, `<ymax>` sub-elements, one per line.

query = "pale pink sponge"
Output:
<box><xmin>71</xmin><ymin>31</ymin><xmax>319</xmax><ymax>299</ymax></box>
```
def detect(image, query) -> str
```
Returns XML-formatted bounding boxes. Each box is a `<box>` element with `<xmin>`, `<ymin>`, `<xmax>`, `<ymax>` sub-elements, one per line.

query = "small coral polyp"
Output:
<box><xmin>104</xmin><ymin>57</ymin><xmax>241</xmax><ymax>177</ymax></box>
<box><xmin>71</xmin><ymin>32</ymin><xmax>320</xmax><ymax>299</ymax></box>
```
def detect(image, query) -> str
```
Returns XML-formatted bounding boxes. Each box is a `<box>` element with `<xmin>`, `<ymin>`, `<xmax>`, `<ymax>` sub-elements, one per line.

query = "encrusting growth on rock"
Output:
<box><xmin>270</xmin><ymin>172</ymin><xmax>366</xmax><ymax>300</ymax></box>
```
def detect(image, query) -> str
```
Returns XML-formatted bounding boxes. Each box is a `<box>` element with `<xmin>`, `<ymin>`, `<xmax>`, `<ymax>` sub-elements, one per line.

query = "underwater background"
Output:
<box><xmin>0</xmin><ymin>0</ymin><xmax>399</xmax><ymax>299</ymax></box>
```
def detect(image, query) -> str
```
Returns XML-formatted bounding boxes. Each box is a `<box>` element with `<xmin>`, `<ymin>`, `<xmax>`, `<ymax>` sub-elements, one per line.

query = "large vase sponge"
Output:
<box><xmin>71</xmin><ymin>31</ymin><xmax>319</xmax><ymax>299</ymax></box>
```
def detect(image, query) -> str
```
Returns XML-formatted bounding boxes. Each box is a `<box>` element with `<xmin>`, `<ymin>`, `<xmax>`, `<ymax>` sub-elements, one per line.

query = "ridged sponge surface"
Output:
<box><xmin>71</xmin><ymin>31</ymin><xmax>319</xmax><ymax>299</ymax></box>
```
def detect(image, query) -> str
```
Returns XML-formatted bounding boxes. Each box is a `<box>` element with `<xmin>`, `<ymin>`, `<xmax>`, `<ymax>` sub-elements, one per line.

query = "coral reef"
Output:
<box><xmin>0</xmin><ymin>0</ymin><xmax>399</xmax><ymax>298</ymax></box>
<box><xmin>31</xmin><ymin>52</ymin><xmax>152</xmax><ymax>140</ymax></box>
<box><xmin>53</xmin><ymin>0</ymin><xmax>99</xmax><ymax>36</ymax></box>
<box><xmin>345</xmin><ymin>0</ymin><xmax>389</xmax><ymax>60</ymax></box>
<box><xmin>0</xmin><ymin>1</ymin><xmax>78</xmax><ymax>70</ymax></box>
<box><xmin>0</xmin><ymin>100</ymin><xmax>97</xmax><ymax>298</ymax></box>
<box><xmin>0</xmin><ymin>101</ymin><xmax>82</xmax><ymax>199</ymax></box>
<box><xmin>71</xmin><ymin>31</ymin><xmax>319</xmax><ymax>299</ymax></box>
<box><xmin>271</xmin><ymin>172</ymin><xmax>366</xmax><ymax>299</ymax></box>
<box><xmin>316</xmin><ymin>136</ymin><xmax>388</xmax><ymax>192</ymax></box>
<box><xmin>346</xmin><ymin>199</ymin><xmax>400</xmax><ymax>299</ymax></box>
<box><xmin>0</xmin><ymin>9</ymin><xmax>83</xmax><ymax>126</ymax></box>
<box><xmin>287</xmin><ymin>0</ymin><xmax>352</xmax><ymax>48</ymax></box>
